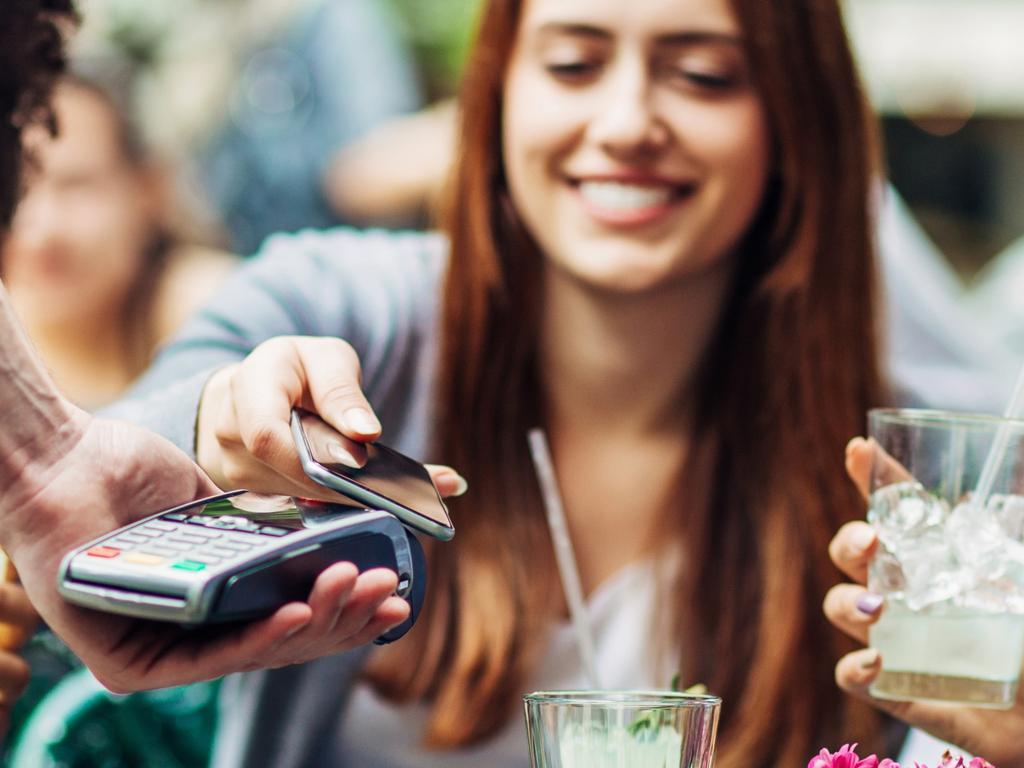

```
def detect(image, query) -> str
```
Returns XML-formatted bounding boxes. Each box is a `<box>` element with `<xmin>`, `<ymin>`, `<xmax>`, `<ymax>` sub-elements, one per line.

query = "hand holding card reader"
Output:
<box><xmin>57</xmin><ymin>410</ymin><xmax>452</xmax><ymax>644</ymax></box>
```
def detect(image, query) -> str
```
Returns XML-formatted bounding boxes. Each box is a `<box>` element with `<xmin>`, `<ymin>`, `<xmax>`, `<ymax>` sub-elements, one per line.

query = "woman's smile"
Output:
<box><xmin>567</xmin><ymin>174</ymin><xmax>698</xmax><ymax>227</ymax></box>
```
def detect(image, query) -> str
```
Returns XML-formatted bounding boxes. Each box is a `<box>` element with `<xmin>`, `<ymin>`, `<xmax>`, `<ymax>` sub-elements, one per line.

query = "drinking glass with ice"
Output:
<box><xmin>867</xmin><ymin>409</ymin><xmax>1024</xmax><ymax>708</ymax></box>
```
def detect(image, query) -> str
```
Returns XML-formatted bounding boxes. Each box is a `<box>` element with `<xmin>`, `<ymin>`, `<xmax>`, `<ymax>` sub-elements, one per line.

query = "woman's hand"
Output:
<box><xmin>824</xmin><ymin>437</ymin><xmax>1024</xmax><ymax>765</ymax></box>
<box><xmin>0</xmin><ymin>582</ymin><xmax>37</xmax><ymax>740</ymax></box>
<box><xmin>196</xmin><ymin>336</ymin><xmax>466</xmax><ymax>499</ymax></box>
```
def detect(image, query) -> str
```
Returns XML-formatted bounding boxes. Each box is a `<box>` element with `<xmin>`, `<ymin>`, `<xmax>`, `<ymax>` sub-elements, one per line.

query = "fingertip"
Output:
<box><xmin>435</xmin><ymin>471</ymin><xmax>468</xmax><ymax>498</ymax></box>
<box><xmin>857</xmin><ymin>648</ymin><xmax>881</xmax><ymax>669</ymax></box>
<box><xmin>342</xmin><ymin>407</ymin><xmax>381</xmax><ymax>437</ymax></box>
<box><xmin>855</xmin><ymin>591</ymin><xmax>884</xmax><ymax>617</ymax></box>
<box><xmin>374</xmin><ymin>597</ymin><xmax>411</xmax><ymax>630</ymax></box>
<box><xmin>830</xmin><ymin>521</ymin><xmax>872</xmax><ymax>566</ymax></box>
<box><xmin>849</xmin><ymin>520</ymin><xmax>877</xmax><ymax>551</ymax></box>
<box><xmin>383</xmin><ymin>595</ymin><xmax>411</xmax><ymax>615</ymax></box>
<box><xmin>274</xmin><ymin>601</ymin><xmax>313</xmax><ymax>626</ymax></box>
<box><xmin>324</xmin><ymin>560</ymin><xmax>359</xmax><ymax>584</ymax></box>
<box><xmin>846</xmin><ymin>437</ymin><xmax>874</xmax><ymax>468</ymax></box>
<box><xmin>359</xmin><ymin>567</ymin><xmax>400</xmax><ymax>592</ymax></box>
<box><xmin>836</xmin><ymin>648</ymin><xmax>881</xmax><ymax>692</ymax></box>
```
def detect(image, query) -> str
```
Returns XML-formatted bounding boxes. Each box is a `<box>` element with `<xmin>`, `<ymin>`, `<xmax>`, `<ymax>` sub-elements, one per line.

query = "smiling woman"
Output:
<box><xmin>105</xmin><ymin>0</ymin><xmax>893</xmax><ymax>766</ymax></box>
<box><xmin>503</xmin><ymin>0</ymin><xmax>770</xmax><ymax>293</ymax></box>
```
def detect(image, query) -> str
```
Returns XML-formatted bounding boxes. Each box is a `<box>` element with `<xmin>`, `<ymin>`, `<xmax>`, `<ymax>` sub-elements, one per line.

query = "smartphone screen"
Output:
<box><xmin>294</xmin><ymin>409</ymin><xmax>453</xmax><ymax>534</ymax></box>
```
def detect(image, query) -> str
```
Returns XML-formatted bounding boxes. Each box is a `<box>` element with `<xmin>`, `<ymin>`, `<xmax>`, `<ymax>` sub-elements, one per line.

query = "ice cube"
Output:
<box><xmin>868</xmin><ymin>548</ymin><xmax>906</xmax><ymax>597</ymax></box>
<box><xmin>947</xmin><ymin>500</ymin><xmax>1011</xmax><ymax>581</ymax></box>
<box><xmin>869</xmin><ymin>481</ymin><xmax>949</xmax><ymax>553</ymax></box>
<box><xmin>899</xmin><ymin>528</ymin><xmax>968</xmax><ymax>610</ymax></box>
<box><xmin>989</xmin><ymin>493</ymin><xmax>1024</xmax><ymax>541</ymax></box>
<box><xmin>945</xmin><ymin>496</ymin><xmax>1024</xmax><ymax>612</ymax></box>
<box><xmin>869</xmin><ymin>484</ymin><xmax>1024</xmax><ymax>613</ymax></box>
<box><xmin>904</xmin><ymin>569</ymin><xmax>971</xmax><ymax>611</ymax></box>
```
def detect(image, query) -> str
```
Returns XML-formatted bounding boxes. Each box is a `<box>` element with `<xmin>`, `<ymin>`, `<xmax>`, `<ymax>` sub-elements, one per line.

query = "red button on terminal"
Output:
<box><xmin>86</xmin><ymin>546</ymin><xmax>121</xmax><ymax>558</ymax></box>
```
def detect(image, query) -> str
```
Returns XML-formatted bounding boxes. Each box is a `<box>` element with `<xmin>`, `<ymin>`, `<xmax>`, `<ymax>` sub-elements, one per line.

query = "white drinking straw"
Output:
<box><xmin>973</xmin><ymin>363</ymin><xmax>1024</xmax><ymax>508</ymax></box>
<box><xmin>528</xmin><ymin>428</ymin><xmax>603</xmax><ymax>690</ymax></box>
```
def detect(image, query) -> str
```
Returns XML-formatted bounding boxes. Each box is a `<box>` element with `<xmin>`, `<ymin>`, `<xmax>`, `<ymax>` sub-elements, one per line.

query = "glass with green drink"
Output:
<box><xmin>524</xmin><ymin>690</ymin><xmax>720</xmax><ymax>768</ymax></box>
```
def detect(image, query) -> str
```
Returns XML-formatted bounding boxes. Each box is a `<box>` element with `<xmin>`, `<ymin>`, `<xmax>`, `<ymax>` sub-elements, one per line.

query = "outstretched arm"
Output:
<box><xmin>0</xmin><ymin>281</ymin><xmax>411</xmax><ymax>692</ymax></box>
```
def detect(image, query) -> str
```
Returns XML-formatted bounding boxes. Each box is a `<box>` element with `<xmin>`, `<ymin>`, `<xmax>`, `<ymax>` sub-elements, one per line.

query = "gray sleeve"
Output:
<box><xmin>103</xmin><ymin>228</ymin><xmax>446</xmax><ymax>458</ymax></box>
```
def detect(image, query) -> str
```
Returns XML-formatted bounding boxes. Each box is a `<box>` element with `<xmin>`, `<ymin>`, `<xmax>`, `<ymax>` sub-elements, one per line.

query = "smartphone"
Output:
<box><xmin>290</xmin><ymin>408</ymin><xmax>455</xmax><ymax>541</ymax></box>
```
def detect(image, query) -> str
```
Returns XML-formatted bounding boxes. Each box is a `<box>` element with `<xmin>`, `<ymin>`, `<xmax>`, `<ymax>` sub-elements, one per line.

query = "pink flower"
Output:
<box><xmin>808</xmin><ymin>744</ymin><xmax>881</xmax><ymax>768</ymax></box>
<box><xmin>930</xmin><ymin>750</ymin><xmax>996</xmax><ymax>768</ymax></box>
<box><xmin>809</xmin><ymin>745</ymin><xmax>995</xmax><ymax>768</ymax></box>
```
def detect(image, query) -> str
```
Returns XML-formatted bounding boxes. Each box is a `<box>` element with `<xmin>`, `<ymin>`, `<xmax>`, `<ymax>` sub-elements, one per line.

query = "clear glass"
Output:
<box><xmin>523</xmin><ymin>691</ymin><xmax>720</xmax><ymax>768</ymax></box>
<box><xmin>866</xmin><ymin>408</ymin><xmax>1024</xmax><ymax>708</ymax></box>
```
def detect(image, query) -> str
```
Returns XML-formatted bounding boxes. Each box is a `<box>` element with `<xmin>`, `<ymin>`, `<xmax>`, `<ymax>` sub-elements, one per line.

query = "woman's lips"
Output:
<box><xmin>571</xmin><ymin>178</ymin><xmax>696</xmax><ymax>226</ymax></box>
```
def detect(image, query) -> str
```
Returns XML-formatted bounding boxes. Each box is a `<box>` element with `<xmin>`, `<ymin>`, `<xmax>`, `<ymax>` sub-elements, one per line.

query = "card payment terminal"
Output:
<box><xmin>57</xmin><ymin>490</ymin><xmax>427</xmax><ymax>644</ymax></box>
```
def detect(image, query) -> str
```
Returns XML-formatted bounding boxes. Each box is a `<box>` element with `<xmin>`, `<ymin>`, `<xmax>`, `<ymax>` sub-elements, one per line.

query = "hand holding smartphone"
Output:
<box><xmin>290</xmin><ymin>408</ymin><xmax>455</xmax><ymax>541</ymax></box>
<box><xmin>56</xmin><ymin>407</ymin><xmax>453</xmax><ymax>638</ymax></box>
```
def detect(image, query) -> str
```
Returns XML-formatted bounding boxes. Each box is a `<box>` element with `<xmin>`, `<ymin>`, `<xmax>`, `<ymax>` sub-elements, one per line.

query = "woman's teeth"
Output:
<box><xmin>577</xmin><ymin>180</ymin><xmax>676</xmax><ymax>211</ymax></box>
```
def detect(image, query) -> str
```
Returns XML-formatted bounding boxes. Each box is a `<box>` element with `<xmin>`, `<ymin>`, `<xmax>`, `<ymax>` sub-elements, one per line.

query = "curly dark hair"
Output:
<box><xmin>0</xmin><ymin>0</ymin><xmax>78</xmax><ymax>229</ymax></box>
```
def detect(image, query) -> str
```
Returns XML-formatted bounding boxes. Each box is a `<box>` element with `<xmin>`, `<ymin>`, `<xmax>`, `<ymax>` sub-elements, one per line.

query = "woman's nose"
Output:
<box><xmin>586</xmin><ymin>63</ymin><xmax>669</xmax><ymax>159</ymax></box>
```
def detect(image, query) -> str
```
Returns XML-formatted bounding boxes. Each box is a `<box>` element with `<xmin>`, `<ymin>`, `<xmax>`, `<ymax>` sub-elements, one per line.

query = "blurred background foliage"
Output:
<box><xmin>386</xmin><ymin>0</ymin><xmax>480</xmax><ymax>98</ymax></box>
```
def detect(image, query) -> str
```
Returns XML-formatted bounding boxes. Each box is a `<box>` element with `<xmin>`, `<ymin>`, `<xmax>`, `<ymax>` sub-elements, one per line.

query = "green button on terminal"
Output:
<box><xmin>172</xmin><ymin>560</ymin><xmax>206</xmax><ymax>572</ymax></box>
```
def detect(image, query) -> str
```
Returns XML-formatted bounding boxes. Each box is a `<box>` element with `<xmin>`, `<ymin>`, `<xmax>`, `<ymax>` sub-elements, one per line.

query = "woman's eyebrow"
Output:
<box><xmin>535</xmin><ymin>22</ymin><xmax>611</xmax><ymax>41</ymax></box>
<box><xmin>533</xmin><ymin>23</ymin><xmax>742</xmax><ymax>48</ymax></box>
<box><xmin>654</xmin><ymin>31</ymin><xmax>743</xmax><ymax>47</ymax></box>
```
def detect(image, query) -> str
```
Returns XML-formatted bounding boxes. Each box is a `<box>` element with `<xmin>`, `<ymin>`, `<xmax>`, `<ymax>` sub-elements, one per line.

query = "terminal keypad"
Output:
<box><xmin>85</xmin><ymin>514</ymin><xmax>295</xmax><ymax>574</ymax></box>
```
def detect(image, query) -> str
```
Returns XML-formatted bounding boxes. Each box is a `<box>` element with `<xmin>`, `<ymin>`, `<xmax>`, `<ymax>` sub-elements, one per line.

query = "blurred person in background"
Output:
<box><xmin>323</xmin><ymin>99</ymin><xmax>457</xmax><ymax>228</ymax></box>
<box><xmin>2</xmin><ymin>72</ymin><xmax>237</xmax><ymax>410</ymax></box>
<box><xmin>197</xmin><ymin>0</ymin><xmax>425</xmax><ymax>253</ymax></box>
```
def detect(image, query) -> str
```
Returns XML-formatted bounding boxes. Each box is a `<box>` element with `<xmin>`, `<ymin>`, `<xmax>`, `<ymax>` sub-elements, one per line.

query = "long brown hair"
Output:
<box><xmin>371</xmin><ymin>0</ymin><xmax>888</xmax><ymax>762</ymax></box>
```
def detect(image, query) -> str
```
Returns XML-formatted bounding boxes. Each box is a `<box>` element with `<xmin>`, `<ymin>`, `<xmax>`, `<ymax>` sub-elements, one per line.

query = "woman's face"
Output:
<box><xmin>502</xmin><ymin>0</ymin><xmax>770</xmax><ymax>294</ymax></box>
<box><xmin>2</xmin><ymin>84</ymin><xmax>158</xmax><ymax>326</ymax></box>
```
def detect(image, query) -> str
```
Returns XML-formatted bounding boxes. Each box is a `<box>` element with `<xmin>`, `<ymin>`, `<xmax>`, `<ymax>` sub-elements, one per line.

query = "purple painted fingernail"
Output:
<box><xmin>856</xmin><ymin>592</ymin><xmax>884</xmax><ymax>615</ymax></box>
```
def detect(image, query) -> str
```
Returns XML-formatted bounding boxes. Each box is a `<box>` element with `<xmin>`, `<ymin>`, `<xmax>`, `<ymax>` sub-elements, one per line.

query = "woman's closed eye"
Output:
<box><xmin>671</xmin><ymin>67</ymin><xmax>740</xmax><ymax>91</ymax></box>
<box><xmin>658</xmin><ymin>47</ymin><xmax>748</xmax><ymax>94</ymax></box>
<box><xmin>545</xmin><ymin>58</ymin><xmax>604</xmax><ymax>82</ymax></box>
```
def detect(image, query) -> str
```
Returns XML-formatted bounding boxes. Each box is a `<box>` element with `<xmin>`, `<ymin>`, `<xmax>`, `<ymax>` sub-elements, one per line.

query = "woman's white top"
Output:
<box><xmin>338</xmin><ymin>556</ymin><xmax>949</xmax><ymax>766</ymax></box>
